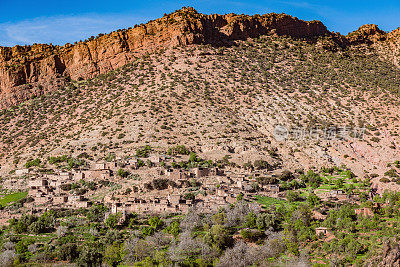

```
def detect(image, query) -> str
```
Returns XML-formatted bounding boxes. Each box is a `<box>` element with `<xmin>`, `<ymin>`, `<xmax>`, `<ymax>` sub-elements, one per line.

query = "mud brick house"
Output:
<box><xmin>315</xmin><ymin>227</ymin><xmax>329</xmax><ymax>236</ymax></box>
<box><xmin>216</xmin><ymin>188</ymin><xmax>229</xmax><ymax>197</ymax></box>
<box><xmin>123</xmin><ymin>158</ymin><xmax>141</xmax><ymax>169</ymax></box>
<box><xmin>44</xmin><ymin>172</ymin><xmax>75</xmax><ymax>184</ymax></box>
<box><xmin>148</xmin><ymin>155</ymin><xmax>167</xmax><ymax>165</ymax></box>
<box><xmin>165</xmin><ymin>169</ymin><xmax>189</xmax><ymax>180</ymax></box>
<box><xmin>59</xmin><ymin>172</ymin><xmax>74</xmax><ymax>179</ymax></box>
<box><xmin>53</xmin><ymin>195</ymin><xmax>68</xmax><ymax>205</ymax></box>
<box><xmin>94</xmin><ymin>162</ymin><xmax>107</xmax><ymax>170</ymax></box>
<box><xmin>74</xmin><ymin>171</ymin><xmax>86</xmax><ymax>180</ymax></box>
<box><xmin>33</xmin><ymin>195</ymin><xmax>52</xmax><ymax>205</ymax></box>
<box><xmin>106</xmin><ymin>162</ymin><xmax>119</xmax><ymax>171</ymax></box>
<box><xmin>83</xmin><ymin>169</ymin><xmax>112</xmax><ymax>180</ymax></box>
<box><xmin>110</xmin><ymin>193</ymin><xmax>191</xmax><ymax>215</ymax></box>
<box><xmin>203</xmin><ymin>179</ymin><xmax>219</xmax><ymax>187</ymax></box>
<box><xmin>192</xmin><ymin>167</ymin><xmax>224</xmax><ymax>178</ymax></box>
<box><xmin>195</xmin><ymin>198</ymin><xmax>227</xmax><ymax>213</ymax></box>
<box><xmin>215</xmin><ymin>175</ymin><xmax>231</xmax><ymax>185</ymax></box>
<box><xmin>69</xmin><ymin>195</ymin><xmax>85</xmax><ymax>202</ymax></box>
<box><xmin>355</xmin><ymin>207</ymin><xmax>374</xmax><ymax>217</ymax></box>
<box><xmin>329</xmin><ymin>189</ymin><xmax>348</xmax><ymax>201</ymax></box>
<box><xmin>28</xmin><ymin>179</ymin><xmax>49</xmax><ymax>188</ymax></box>
<box><xmin>127</xmin><ymin>158</ymin><xmax>138</xmax><ymax>165</ymax></box>
<box><xmin>330</xmin><ymin>189</ymin><xmax>345</xmax><ymax>196</ymax></box>
<box><xmin>236</xmin><ymin>177</ymin><xmax>251</xmax><ymax>190</ymax></box>
<box><xmin>93</xmin><ymin>161</ymin><xmax>119</xmax><ymax>171</ymax></box>
<box><xmin>225</xmin><ymin>194</ymin><xmax>237</xmax><ymax>204</ymax></box>
<box><xmin>312</xmin><ymin>210</ymin><xmax>327</xmax><ymax>221</ymax></box>
<box><xmin>193</xmin><ymin>167</ymin><xmax>210</xmax><ymax>178</ymax></box>
<box><xmin>168</xmin><ymin>194</ymin><xmax>183</xmax><ymax>205</ymax></box>
<box><xmin>74</xmin><ymin>201</ymin><xmax>91</xmax><ymax>208</ymax></box>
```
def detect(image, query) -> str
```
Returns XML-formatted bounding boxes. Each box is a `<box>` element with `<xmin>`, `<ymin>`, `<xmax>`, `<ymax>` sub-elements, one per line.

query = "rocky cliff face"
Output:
<box><xmin>0</xmin><ymin>7</ymin><xmax>395</xmax><ymax>109</ymax></box>
<box><xmin>347</xmin><ymin>24</ymin><xmax>387</xmax><ymax>44</ymax></box>
<box><xmin>347</xmin><ymin>24</ymin><xmax>400</xmax><ymax>68</ymax></box>
<box><xmin>0</xmin><ymin>7</ymin><xmax>331</xmax><ymax>108</ymax></box>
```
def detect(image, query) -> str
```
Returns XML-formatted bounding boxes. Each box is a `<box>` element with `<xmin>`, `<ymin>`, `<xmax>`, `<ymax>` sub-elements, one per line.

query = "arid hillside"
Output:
<box><xmin>1</xmin><ymin>7</ymin><xmax>400</xmax><ymax>109</ymax></box>
<box><xmin>0</xmin><ymin>7</ymin><xmax>330</xmax><ymax>108</ymax></box>
<box><xmin>1</xmin><ymin>29</ymin><xmax>400</xmax><ymax>192</ymax></box>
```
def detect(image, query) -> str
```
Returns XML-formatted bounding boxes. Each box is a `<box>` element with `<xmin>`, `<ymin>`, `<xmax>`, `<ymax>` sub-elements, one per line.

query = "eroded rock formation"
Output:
<box><xmin>0</xmin><ymin>7</ymin><xmax>397</xmax><ymax>108</ymax></box>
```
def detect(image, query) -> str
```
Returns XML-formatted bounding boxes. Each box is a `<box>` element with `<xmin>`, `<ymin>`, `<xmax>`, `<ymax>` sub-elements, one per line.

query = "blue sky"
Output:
<box><xmin>0</xmin><ymin>0</ymin><xmax>399</xmax><ymax>46</ymax></box>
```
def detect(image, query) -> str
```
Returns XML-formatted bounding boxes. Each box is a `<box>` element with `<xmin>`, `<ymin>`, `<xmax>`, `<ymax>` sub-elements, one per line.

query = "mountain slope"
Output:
<box><xmin>1</xmin><ymin>33</ymin><xmax>399</xmax><ymax>190</ymax></box>
<box><xmin>0</xmin><ymin>7</ymin><xmax>331</xmax><ymax>108</ymax></box>
<box><xmin>3</xmin><ymin>8</ymin><xmax>400</xmax><ymax>109</ymax></box>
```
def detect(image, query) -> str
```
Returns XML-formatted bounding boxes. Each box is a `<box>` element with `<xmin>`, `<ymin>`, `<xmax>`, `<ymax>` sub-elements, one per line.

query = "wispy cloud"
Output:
<box><xmin>0</xmin><ymin>13</ymin><xmax>148</xmax><ymax>47</ymax></box>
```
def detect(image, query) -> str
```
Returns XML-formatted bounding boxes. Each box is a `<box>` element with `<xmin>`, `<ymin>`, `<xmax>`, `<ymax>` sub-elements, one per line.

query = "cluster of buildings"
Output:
<box><xmin>105</xmin><ymin>167</ymin><xmax>271</xmax><ymax>216</ymax></box>
<box><xmin>0</xmin><ymin>153</ymin><xmax>385</xmax><ymax>234</ymax></box>
<box><xmin>2</xmin><ymin>155</ymin><xmax>280</xmax><ymax>219</ymax></box>
<box><xmin>26</xmin><ymin>175</ymin><xmax>91</xmax><ymax>209</ymax></box>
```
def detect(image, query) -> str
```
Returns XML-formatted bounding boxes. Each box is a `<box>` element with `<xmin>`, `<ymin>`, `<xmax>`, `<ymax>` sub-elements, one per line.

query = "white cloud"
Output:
<box><xmin>0</xmin><ymin>13</ymin><xmax>148</xmax><ymax>47</ymax></box>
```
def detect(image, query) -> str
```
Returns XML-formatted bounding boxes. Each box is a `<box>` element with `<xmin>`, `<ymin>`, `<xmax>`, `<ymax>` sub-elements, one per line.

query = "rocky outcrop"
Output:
<box><xmin>347</xmin><ymin>25</ymin><xmax>400</xmax><ymax>68</ymax></box>
<box><xmin>2</xmin><ymin>7</ymin><xmax>398</xmax><ymax>109</ymax></box>
<box><xmin>0</xmin><ymin>7</ymin><xmax>332</xmax><ymax>108</ymax></box>
<box><xmin>347</xmin><ymin>24</ymin><xmax>387</xmax><ymax>44</ymax></box>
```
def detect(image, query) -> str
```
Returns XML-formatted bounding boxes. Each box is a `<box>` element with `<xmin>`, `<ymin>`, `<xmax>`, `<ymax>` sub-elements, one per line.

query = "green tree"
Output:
<box><xmin>87</xmin><ymin>204</ymin><xmax>107</xmax><ymax>222</ymax></box>
<box><xmin>77</xmin><ymin>244</ymin><xmax>103</xmax><ymax>267</ymax></box>
<box><xmin>136</xmin><ymin>145</ymin><xmax>152</xmax><ymax>158</ymax></box>
<box><xmin>58</xmin><ymin>243</ymin><xmax>79</xmax><ymax>262</ymax></box>
<box><xmin>148</xmin><ymin>216</ymin><xmax>164</xmax><ymax>230</ymax></box>
<box><xmin>164</xmin><ymin>220</ymin><xmax>180</xmax><ymax>237</ymax></box>
<box><xmin>25</xmin><ymin>158</ymin><xmax>41</xmax><ymax>168</ymax></box>
<box><xmin>256</xmin><ymin>212</ymin><xmax>281</xmax><ymax>231</ymax></box>
<box><xmin>210</xmin><ymin>224</ymin><xmax>231</xmax><ymax>250</ymax></box>
<box><xmin>104</xmin><ymin>244</ymin><xmax>122</xmax><ymax>267</ymax></box>
<box><xmin>286</xmin><ymin>191</ymin><xmax>300</xmax><ymax>202</ymax></box>
<box><xmin>105</xmin><ymin>213</ymin><xmax>121</xmax><ymax>229</ymax></box>
<box><xmin>189</xmin><ymin>152</ymin><xmax>198</xmax><ymax>162</ymax></box>
<box><xmin>141</xmin><ymin>226</ymin><xmax>155</xmax><ymax>236</ymax></box>
<box><xmin>307</xmin><ymin>193</ymin><xmax>321</xmax><ymax>207</ymax></box>
<box><xmin>244</xmin><ymin>211</ymin><xmax>257</xmax><ymax>228</ymax></box>
<box><xmin>15</xmin><ymin>239</ymin><xmax>33</xmax><ymax>261</ymax></box>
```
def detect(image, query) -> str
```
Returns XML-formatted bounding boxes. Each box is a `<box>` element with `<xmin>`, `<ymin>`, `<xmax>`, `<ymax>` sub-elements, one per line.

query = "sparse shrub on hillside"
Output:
<box><xmin>136</xmin><ymin>145</ymin><xmax>152</xmax><ymax>158</ymax></box>
<box><xmin>384</xmin><ymin>169</ymin><xmax>399</xmax><ymax>178</ymax></box>
<box><xmin>279</xmin><ymin>170</ymin><xmax>294</xmax><ymax>181</ymax></box>
<box><xmin>167</xmin><ymin>145</ymin><xmax>191</xmax><ymax>155</ymax></box>
<box><xmin>286</xmin><ymin>191</ymin><xmax>301</xmax><ymax>202</ymax></box>
<box><xmin>253</xmin><ymin>160</ymin><xmax>271</xmax><ymax>170</ymax></box>
<box><xmin>48</xmin><ymin>155</ymin><xmax>69</xmax><ymax>164</ymax></box>
<box><xmin>153</xmin><ymin>178</ymin><xmax>169</xmax><ymax>190</ymax></box>
<box><xmin>105</xmin><ymin>153</ymin><xmax>116</xmax><ymax>162</ymax></box>
<box><xmin>25</xmin><ymin>158</ymin><xmax>41</xmax><ymax>168</ymax></box>
<box><xmin>117</xmin><ymin>168</ymin><xmax>130</xmax><ymax>178</ymax></box>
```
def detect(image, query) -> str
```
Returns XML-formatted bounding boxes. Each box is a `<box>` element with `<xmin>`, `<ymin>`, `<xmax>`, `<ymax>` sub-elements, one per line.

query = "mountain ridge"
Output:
<box><xmin>1</xmin><ymin>6</ymin><xmax>397</xmax><ymax>109</ymax></box>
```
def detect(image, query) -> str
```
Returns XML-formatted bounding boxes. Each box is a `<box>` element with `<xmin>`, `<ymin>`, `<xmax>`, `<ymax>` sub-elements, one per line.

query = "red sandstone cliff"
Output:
<box><xmin>0</xmin><ymin>7</ymin><xmax>395</xmax><ymax>109</ymax></box>
<box><xmin>0</xmin><ymin>7</ymin><xmax>331</xmax><ymax>108</ymax></box>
